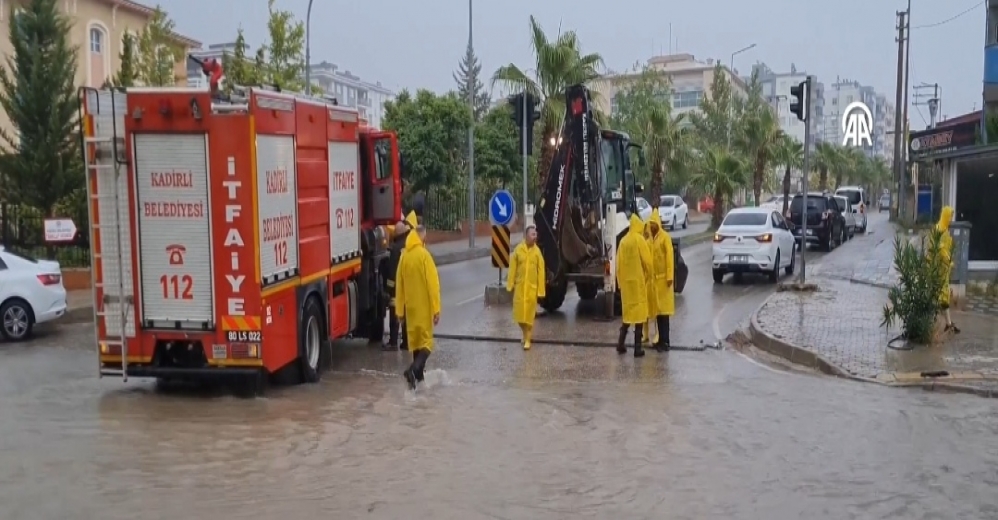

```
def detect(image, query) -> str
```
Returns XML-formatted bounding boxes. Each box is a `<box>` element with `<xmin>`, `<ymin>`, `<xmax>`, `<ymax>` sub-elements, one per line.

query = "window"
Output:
<box><xmin>637</xmin><ymin>198</ymin><xmax>649</xmax><ymax>211</ymax></box>
<box><xmin>833</xmin><ymin>197</ymin><xmax>849</xmax><ymax>212</ymax></box>
<box><xmin>373</xmin><ymin>137</ymin><xmax>392</xmax><ymax>180</ymax></box>
<box><xmin>790</xmin><ymin>195</ymin><xmax>828</xmax><ymax>211</ymax></box>
<box><xmin>836</xmin><ymin>189</ymin><xmax>863</xmax><ymax>205</ymax></box>
<box><xmin>90</xmin><ymin>28</ymin><xmax>103</xmax><ymax>53</ymax></box>
<box><xmin>659</xmin><ymin>196</ymin><xmax>675</xmax><ymax>207</ymax></box>
<box><xmin>673</xmin><ymin>90</ymin><xmax>703</xmax><ymax>109</ymax></box>
<box><xmin>722</xmin><ymin>212</ymin><xmax>768</xmax><ymax>226</ymax></box>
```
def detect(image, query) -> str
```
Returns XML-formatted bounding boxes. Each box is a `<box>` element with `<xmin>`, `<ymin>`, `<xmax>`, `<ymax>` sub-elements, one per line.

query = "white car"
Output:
<box><xmin>0</xmin><ymin>247</ymin><xmax>67</xmax><ymax>341</ymax></box>
<box><xmin>658</xmin><ymin>195</ymin><xmax>689</xmax><ymax>230</ymax></box>
<box><xmin>711</xmin><ymin>207</ymin><xmax>796</xmax><ymax>284</ymax></box>
<box><xmin>834</xmin><ymin>186</ymin><xmax>868</xmax><ymax>233</ymax></box>
<box><xmin>833</xmin><ymin>195</ymin><xmax>857</xmax><ymax>239</ymax></box>
<box><xmin>635</xmin><ymin>196</ymin><xmax>653</xmax><ymax>222</ymax></box>
<box><xmin>760</xmin><ymin>195</ymin><xmax>786</xmax><ymax>211</ymax></box>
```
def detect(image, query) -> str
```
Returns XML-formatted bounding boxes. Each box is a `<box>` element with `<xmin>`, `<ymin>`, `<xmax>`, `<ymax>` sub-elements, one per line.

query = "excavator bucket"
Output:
<box><xmin>673</xmin><ymin>237</ymin><xmax>689</xmax><ymax>294</ymax></box>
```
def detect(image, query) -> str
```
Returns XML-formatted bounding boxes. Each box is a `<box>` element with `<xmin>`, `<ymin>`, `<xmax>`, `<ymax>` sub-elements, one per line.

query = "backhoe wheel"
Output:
<box><xmin>540</xmin><ymin>279</ymin><xmax>568</xmax><ymax>312</ymax></box>
<box><xmin>576</xmin><ymin>282</ymin><xmax>599</xmax><ymax>300</ymax></box>
<box><xmin>299</xmin><ymin>297</ymin><xmax>330</xmax><ymax>384</ymax></box>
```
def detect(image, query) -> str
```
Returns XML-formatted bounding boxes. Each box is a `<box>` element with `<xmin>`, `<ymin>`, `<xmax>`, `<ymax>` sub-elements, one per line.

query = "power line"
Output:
<box><xmin>913</xmin><ymin>1</ymin><xmax>984</xmax><ymax>29</ymax></box>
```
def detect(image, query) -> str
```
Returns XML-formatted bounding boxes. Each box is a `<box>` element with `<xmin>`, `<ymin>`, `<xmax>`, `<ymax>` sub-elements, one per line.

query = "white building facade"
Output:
<box><xmin>309</xmin><ymin>61</ymin><xmax>394</xmax><ymax>129</ymax></box>
<box><xmin>751</xmin><ymin>63</ymin><xmax>825</xmax><ymax>152</ymax></box>
<box><xmin>822</xmin><ymin>79</ymin><xmax>894</xmax><ymax>164</ymax></box>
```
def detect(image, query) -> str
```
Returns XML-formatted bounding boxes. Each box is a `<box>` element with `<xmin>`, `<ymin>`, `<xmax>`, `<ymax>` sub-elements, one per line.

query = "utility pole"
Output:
<box><xmin>304</xmin><ymin>0</ymin><xmax>314</xmax><ymax>95</ymax></box>
<box><xmin>466</xmin><ymin>0</ymin><xmax>476</xmax><ymax>248</ymax></box>
<box><xmin>521</xmin><ymin>89</ymin><xmax>528</xmax><ymax>226</ymax></box>
<box><xmin>891</xmin><ymin>9</ymin><xmax>908</xmax><ymax>222</ymax></box>
<box><xmin>915</xmin><ymin>83</ymin><xmax>941</xmax><ymax>128</ymax></box>
<box><xmin>793</xmin><ymin>77</ymin><xmax>813</xmax><ymax>284</ymax></box>
<box><xmin>901</xmin><ymin>0</ymin><xmax>912</xmax><ymax>222</ymax></box>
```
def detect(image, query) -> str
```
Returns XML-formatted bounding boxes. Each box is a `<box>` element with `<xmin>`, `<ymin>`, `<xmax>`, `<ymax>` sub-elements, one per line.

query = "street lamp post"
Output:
<box><xmin>728</xmin><ymin>43</ymin><xmax>755</xmax><ymax>205</ymax></box>
<box><xmin>304</xmin><ymin>0</ymin><xmax>313</xmax><ymax>95</ymax></box>
<box><xmin>466</xmin><ymin>0</ymin><xmax>476</xmax><ymax>248</ymax></box>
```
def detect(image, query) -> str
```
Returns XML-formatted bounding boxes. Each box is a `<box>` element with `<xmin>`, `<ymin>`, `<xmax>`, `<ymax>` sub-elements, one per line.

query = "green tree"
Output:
<box><xmin>382</xmin><ymin>89</ymin><xmax>471</xmax><ymax>195</ymax></box>
<box><xmin>453</xmin><ymin>43</ymin><xmax>490</xmax><ymax>121</ymax></box>
<box><xmin>136</xmin><ymin>7</ymin><xmax>182</xmax><ymax>86</ymax></box>
<box><xmin>474</xmin><ymin>104</ymin><xmax>520</xmax><ymax>187</ymax></box>
<box><xmin>812</xmin><ymin>142</ymin><xmax>842</xmax><ymax>191</ymax></box>
<box><xmin>687</xmin><ymin>64</ymin><xmax>735</xmax><ymax>150</ymax></box>
<box><xmin>687</xmin><ymin>146</ymin><xmax>747</xmax><ymax>228</ymax></box>
<box><xmin>0</xmin><ymin>0</ymin><xmax>81</xmax><ymax>213</ymax></box>
<box><xmin>736</xmin><ymin>103</ymin><xmax>783</xmax><ymax>206</ymax></box>
<box><xmin>492</xmin><ymin>15</ymin><xmax>604</xmax><ymax>192</ymax></box>
<box><xmin>774</xmin><ymin>134</ymin><xmax>803</xmax><ymax>214</ymax></box>
<box><xmin>222</xmin><ymin>28</ymin><xmax>258</xmax><ymax>89</ymax></box>
<box><xmin>610</xmin><ymin>67</ymin><xmax>690</xmax><ymax>202</ymax></box>
<box><xmin>113</xmin><ymin>33</ymin><xmax>137</xmax><ymax>87</ymax></box>
<box><xmin>258</xmin><ymin>0</ymin><xmax>305</xmax><ymax>91</ymax></box>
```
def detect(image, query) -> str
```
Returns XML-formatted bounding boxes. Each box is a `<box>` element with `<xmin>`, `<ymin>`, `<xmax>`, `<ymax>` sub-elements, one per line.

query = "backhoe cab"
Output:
<box><xmin>527</xmin><ymin>84</ymin><xmax>646</xmax><ymax>316</ymax></box>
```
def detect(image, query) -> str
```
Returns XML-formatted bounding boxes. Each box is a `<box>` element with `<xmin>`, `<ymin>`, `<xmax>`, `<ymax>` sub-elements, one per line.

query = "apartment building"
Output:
<box><xmin>600</xmin><ymin>53</ymin><xmax>755</xmax><ymax>123</ymax></box>
<box><xmin>751</xmin><ymin>63</ymin><xmax>825</xmax><ymax>151</ymax></box>
<box><xmin>0</xmin><ymin>0</ymin><xmax>199</xmax><ymax>133</ymax></box>
<box><xmin>822</xmin><ymin>78</ymin><xmax>894</xmax><ymax>162</ymax></box>
<box><xmin>309</xmin><ymin>61</ymin><xmax>394</xmax><ymax>129</ymax></box>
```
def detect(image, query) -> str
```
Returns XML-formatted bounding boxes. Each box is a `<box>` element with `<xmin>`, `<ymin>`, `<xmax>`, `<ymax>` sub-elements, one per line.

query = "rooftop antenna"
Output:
<box><xmin>669</xmin><ymin>23</ymin><xmax>672</xmax><ymax>54</ymax></box>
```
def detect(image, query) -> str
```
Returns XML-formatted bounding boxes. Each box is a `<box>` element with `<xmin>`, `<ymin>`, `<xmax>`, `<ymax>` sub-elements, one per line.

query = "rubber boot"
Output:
<box><xmin>633</xmin><ymin>323</ymin><xmax>645</xmax><ymax>357</ymax></box>
<box><xmin>655</xmin><ymin>315</ymin><xmax>670</xmax><ymax>352</ymax></box>
<box><xmin>617</xmin><ymin>325</ymin><xmax>629</xmax><ymax>354</ymax></box>
<box><xmin>518</xmin><ymin>324</ymin><xmax>527</xmax><ymax>349</ymax></box>
<box><xmin>651</xmin><ymin>318</ymin><xmax>659</xmax><ymax>345</ymax></box>
<box><xmin>523</xmin><ymin>325</ymin><xmax>533</xmax><ymax>350</ymax></box>
<box><xmin>642</xmin><ymin>319</ymin><xmax>652</xmax><ymax>344</ymax></box>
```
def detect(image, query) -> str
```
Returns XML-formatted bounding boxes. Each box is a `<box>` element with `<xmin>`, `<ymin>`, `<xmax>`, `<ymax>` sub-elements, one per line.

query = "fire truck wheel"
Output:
<box><xmin>299</xmin><ymin>297</ymin><xmax>329</xmax><ymax>383</ymax></box>
<box><xmin>576</xmin><ymin>282</ymin><xmax>599</xmax><ymax>300</ymax></box>
<box><xmin>540</xmin><ymin>280</ymin><xmax>568</xmax><ymax>312</ymax></box>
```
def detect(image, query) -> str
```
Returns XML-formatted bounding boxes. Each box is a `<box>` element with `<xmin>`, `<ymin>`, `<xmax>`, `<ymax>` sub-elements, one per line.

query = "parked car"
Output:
<box><xmin>0</xmin><ymin>247</ymin><xmax>67</xmax><ymax>341</ymax></box>
<box><xmin>698</xmin><ymin>196</ymin><xmax>715</xmax><ymax>214</ymax></box>
<box><xmin>787</xmin><ymin>192</ymin><xmax>847</xmax><ymax>251</ymax></box>
<box><xmin>635</xmin><ymin>196</ymin><xmax>653</xmax><ymax>222</ymax></box>
<box><xmin>833</xmin><ymin>195</ymin><xmax>857</xmax><ymax>239</ymax></box>
<box><xmin>879</xmin><ymin>194</ymin><xmax>891</xmax><ymax>212</ymax></box>
<box><xmin>658</xmin><ymin>194</ymin><xmax>689</xmax><ymax>230</ymax></box>
<box><xmin>711</xmin><ymin>207</ymin><xmax>796</xmax><ymax>284</ymax></box>
<box><xmin>760</xmin><ymin>195</ymin><xmax>786</xmax><ymax>211</ymax></box>
<box><xmin>834</xmin><ymin>185</ymin><xmax>869</xmax><ymax>233</ymax></box>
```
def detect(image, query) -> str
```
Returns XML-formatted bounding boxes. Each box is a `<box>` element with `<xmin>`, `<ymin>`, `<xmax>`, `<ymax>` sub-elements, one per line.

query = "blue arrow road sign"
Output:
<box><xmin>489</xmin><ymin>189</ymin><xmax>516</xmax><ymax>226</ymax></box>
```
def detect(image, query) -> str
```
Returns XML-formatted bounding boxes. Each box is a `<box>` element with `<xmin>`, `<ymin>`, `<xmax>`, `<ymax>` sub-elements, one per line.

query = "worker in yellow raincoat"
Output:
<box><xmin>642</xmin><ymin>220</ymin><xmax>659</xmax><ymax>346</ymax></box>
<box><xmin>506</xmin><ymin>224</ymin><xmax>545</xmax><ymax>350</ymax></box>
<box><xmin>932</xmin><ymin>206</ymin><xmax>959</xmax><ymax>333</ymax></box>
<box><xmin>616</xmin><ymin>214</ymin><xmax>654</xmax><ymax>357</ymax></box>
<box><xmin>648</xmin><ymin>209</ymin><xmax>675</xmax><ymax>352</ymax></box>
<box><xmin>383</xmin><ymin>211</ymin><xmax>420</xmax><ymax>351</ymax></box>
<box><xmin>395</xmin><ymin>224</ymin><xmax>442</xmax><ymax>389</ymax></box>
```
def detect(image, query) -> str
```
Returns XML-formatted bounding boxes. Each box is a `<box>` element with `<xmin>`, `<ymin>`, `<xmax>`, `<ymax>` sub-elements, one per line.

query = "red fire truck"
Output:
<box><xmin>79</xmin><ymin>82</ymin><xmax>401</xmax><ymax>394</ymax></box>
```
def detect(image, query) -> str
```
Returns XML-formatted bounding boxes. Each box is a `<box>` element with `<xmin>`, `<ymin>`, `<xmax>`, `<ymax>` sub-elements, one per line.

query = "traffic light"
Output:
<box><xmin>508</xmin><ymin>92</ymin><xmax>542</xmax><ymax>155</ymax></box>
<box><xmin>789</xmin><ymin>79</ymin><xmax>809</xmax><ymax>122</ymax></box>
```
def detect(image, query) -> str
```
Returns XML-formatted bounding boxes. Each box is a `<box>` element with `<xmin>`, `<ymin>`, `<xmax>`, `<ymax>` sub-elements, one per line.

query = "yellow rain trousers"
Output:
<box><xmin>643</xmin><ymin>220</ymin><xmax>658</xmax><ymax>343</ymax></box>
<box><xmin>617</xmin><ymin>214</ymin><xmax>653</xmax><ymax>325</ymax></box>
<box><xmin>932</xmin><ymin>206</ymin><xmax>954</xmax><ymax>307</ymax></box>
<box><xmin>507</xmin><ymin>241</ymin><xmax>546</xmax><ymax>349</ymax></box>
<box><xmin>395</xmin><ymin>230</ymin><xmax>441</xmax><ymax>351</ymax></box>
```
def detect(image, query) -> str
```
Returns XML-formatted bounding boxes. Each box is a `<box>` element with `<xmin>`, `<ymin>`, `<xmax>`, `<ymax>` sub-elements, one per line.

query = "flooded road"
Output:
<box><xmin>3</xmin><ymin>213</ymin><xmax>997</xmax><ymax>519</ymax></box>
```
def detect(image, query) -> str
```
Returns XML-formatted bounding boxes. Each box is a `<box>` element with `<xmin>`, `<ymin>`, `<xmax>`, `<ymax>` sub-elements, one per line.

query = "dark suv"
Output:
<box><xmin>787</xmin><ymin>192</ymin><xmax>847</xmax><ymax>251</ymax></box>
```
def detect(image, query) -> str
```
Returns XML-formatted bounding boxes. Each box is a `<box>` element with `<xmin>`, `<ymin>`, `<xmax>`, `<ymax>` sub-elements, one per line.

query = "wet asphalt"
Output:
<box><xmin>3</xmin><ymin>212</ymin><xmax>998</xmax><ymax>519</ymax></box>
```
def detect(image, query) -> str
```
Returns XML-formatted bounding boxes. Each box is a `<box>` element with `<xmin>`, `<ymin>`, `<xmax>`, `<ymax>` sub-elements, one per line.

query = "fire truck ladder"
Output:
<box><xmin>79</xmin><ymin>87</ymin><xmax>131</xmax><ymax>381</ymax></box>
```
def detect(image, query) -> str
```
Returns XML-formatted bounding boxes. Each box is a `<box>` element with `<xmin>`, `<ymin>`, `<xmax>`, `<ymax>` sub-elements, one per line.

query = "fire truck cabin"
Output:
<box><xmin>80</xmin><ymin>86</ymin><xmax>401</xmax><ymax>392</ymax></box>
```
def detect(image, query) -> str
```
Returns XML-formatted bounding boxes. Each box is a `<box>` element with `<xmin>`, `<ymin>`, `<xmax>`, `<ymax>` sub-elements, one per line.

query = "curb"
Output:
<box><xmin>847</xmin><ymin>277</ymin><xmax>893</xmax><ymax>290</ymax></box>
<box><xmin>747</xmin><ymin>294</ymin><xmax>998</xmax><ymax>398</ymax></box>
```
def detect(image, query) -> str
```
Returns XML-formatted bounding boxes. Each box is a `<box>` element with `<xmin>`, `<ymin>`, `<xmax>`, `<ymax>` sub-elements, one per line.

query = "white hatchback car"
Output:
<box><xmin>635</xmin><ymin>197</ymin><xmax>653</xmax><ymax>222</ymax></box>
<box><xmin>0</xmin><ymin>247</ymin><xmax>68</xmax><ymax>341</ymax></box>
<box><xmin>657</xmin><ymin>195</ymin><xmax>689</xmax><ymax>230</ymax></box>
<box><xmin>834</xmin><ymin>186</ymin><xmax>868</xmax><ymax>233</ymax></box>
<box><xmin>712</xmin><ymin>207</ymin><xmax>796</xmax><ymax>284</ymax></box>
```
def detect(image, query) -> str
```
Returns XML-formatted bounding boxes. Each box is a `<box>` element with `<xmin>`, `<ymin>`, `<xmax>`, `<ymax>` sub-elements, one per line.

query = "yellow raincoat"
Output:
<box><xmin>617</xmin><ymin>214</ymin><xmax>653</xmax><ymax>324</ymax></box>
<box><xmin>395</xmin><ymin>229</ymin><xmax>441</xmax><ymax>351</ymax></box>
<box><xmin>643</xmin><ymin>220</ymin><xmax>658</xmax><ymax>317</ymax></box>
<box><xmin>649</xmin><ymin>209</ymin><xmax>676</xmax><ymax>316</ymax></box>
<box><xmin>932</xmin><ymin>206</ymin><xmax>954</xmax><ymax>307</ymax></box>
<box><xmin>507</xmin><ymin>241</ymin><xmax>546</xmax><ymax>326</ymax></box>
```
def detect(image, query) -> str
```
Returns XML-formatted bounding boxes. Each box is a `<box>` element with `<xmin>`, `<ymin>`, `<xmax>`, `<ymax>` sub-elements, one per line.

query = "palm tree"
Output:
<box><xmin>774</xmin><ymin>134</ymin><xmax>803</xmax><ymax>214</ymax></box>
<box><xmin>492</xmin><ymin>16</ymin><xmax>604</xmax><ymax>192</ymax></box>
<box><xmin>735</xmin><ymin>106</ymin><xmax>782</xmax><ymax>207</ymax></box>
<box><xmin>812</xmin><ymin>142</ymin><xmax>841</xmax><ymax>191</ymax></box>
<box><xmin>687</xmin><ymin>146</ymin><xmax>748</xmax><ymax>228</ymax></box>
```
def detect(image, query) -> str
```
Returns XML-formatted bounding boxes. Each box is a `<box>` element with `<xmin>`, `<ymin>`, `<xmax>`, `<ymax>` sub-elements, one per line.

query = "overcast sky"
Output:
<box><xmin>159</xmin><ymin>0</ymin><xmax>984</xmax><ymax>129</ymax></box>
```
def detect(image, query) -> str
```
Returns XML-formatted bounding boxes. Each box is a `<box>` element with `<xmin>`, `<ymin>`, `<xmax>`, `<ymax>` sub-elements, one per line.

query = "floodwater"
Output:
<box><xmin>2</xmin><ymin>330</ymin><xmax>998</xmax><ymax>520</ymax></box>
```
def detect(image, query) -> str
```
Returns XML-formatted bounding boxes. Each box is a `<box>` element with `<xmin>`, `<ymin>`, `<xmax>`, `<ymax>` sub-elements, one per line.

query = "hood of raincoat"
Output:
<box><xmin>936</xmin><ymin>206</ymin><xmax>954</xmax><ymax>232</ymax></box>
<box><xmin>404</xmin><ymin>227</ymin><xmax>423</xmax><ymax>251</ymax></box>
<box><xmin>405</xmin><ymin>210</ymin><xmax>418</xmax><ymax>229</ymax></box>
<box><xmin>628</xmin><ymin>214</ymin><xmax>643</xmax><ymax>234</ymax></box>
<box><xmin>649</xmin><ymin>209</ymin><xmax>661</xmax><ymax>232</ymax></box>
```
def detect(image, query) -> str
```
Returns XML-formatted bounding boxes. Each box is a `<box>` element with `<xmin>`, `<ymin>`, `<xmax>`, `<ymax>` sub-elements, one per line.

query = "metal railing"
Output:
<box><xmin>0</xmin><ymin>203</ymin><xmax>90</xmax><ymax>267</ymax></box>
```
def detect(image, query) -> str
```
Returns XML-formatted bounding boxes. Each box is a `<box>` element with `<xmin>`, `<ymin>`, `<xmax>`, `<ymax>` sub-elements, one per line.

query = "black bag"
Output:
<box><xmin>672</xmin><ymin>237</ymin><xmax>689</xmax><ymax>294</ymax></box>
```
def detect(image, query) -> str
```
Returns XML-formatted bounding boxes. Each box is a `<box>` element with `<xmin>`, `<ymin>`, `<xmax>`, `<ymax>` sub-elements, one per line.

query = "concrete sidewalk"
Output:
<box><xmin>750</xmin><ymin>277</ymin><xmax>998</xmax><ymax>397</ymax></box>
<box><xmin>59</xmin><ymin>234</ymin><xmax>520</xmax><ymax>325</ymax></box>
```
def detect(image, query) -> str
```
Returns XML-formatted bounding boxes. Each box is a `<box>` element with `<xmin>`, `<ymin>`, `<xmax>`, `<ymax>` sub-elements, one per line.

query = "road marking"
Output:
<box><xmin>456</xmin><ymin>294</ymin><xmax>483</xmax><ymax>306</ymax></box>
<box><xmin>731</xmin><ymin>348</ymin><xmax>790</xmax><ymax>375</ymax></box>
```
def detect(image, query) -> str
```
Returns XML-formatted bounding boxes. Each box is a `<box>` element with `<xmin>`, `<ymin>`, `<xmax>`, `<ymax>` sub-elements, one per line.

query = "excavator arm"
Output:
<box><xmin>534</xmin><ymin>84</ymin><xmax>607</xmax><ymax>276</ymax></box>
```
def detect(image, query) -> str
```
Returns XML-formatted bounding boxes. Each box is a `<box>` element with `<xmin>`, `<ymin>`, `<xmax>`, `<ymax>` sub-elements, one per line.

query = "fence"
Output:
<box><xmin>0</xmin><ymin>203</ymin><xmax>90</xmax><ymax>268</ymax></box>
<box><xmin>413</xmin><ymin>185</ymin><xmax>540</xmax><ymax>231</ymax></box>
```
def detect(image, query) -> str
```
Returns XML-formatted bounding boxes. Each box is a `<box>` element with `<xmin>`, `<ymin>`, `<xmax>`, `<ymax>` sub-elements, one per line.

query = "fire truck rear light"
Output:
<box><xmin>36</xmin><ymin>274</ymin><xmax>61</xmax><ymax>285</ymax></box>
<box><xmin>229</xmin><ymin>343</ymin><xmax>260</xmax><ymax>358</ymax></box>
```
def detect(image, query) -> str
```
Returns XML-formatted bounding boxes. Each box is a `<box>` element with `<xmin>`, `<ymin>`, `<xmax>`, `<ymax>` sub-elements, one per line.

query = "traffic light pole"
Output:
<box><xmin>799</xmin><ymin>76</ymin><xmax>812</xmax><ymax>284</ymax></box>
<box><xmin>522</xmin><ymin>90</ymin><xmax>529</xmax><ymax>226</ymax></box>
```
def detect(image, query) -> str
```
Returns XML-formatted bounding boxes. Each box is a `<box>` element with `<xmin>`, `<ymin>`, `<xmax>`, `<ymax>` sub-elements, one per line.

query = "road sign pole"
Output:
<box><xmin>522</xmin><ymin>89</ymin><xmax>529</xmax><ymax>227</ymax></box>
<box><xmin>799</xmin><ymin>76</ymin><xmax>812</xmax><ymax>285</ymax></box>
